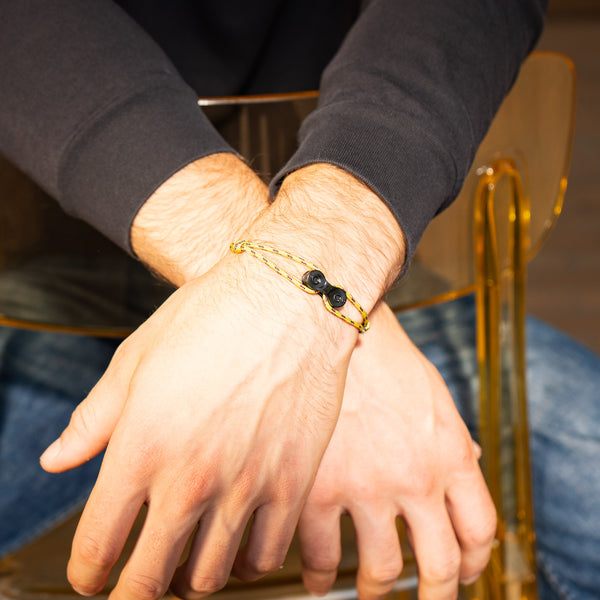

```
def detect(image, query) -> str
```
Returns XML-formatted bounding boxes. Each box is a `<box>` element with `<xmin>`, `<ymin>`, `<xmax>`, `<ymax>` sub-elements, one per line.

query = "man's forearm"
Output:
<box><xmin>130</xmin><ymin>153</ymin><xmax>269</xmax><ymax>287</ymax></box>
<box><xmin>130</xmin><ymin>158</ymin><xmax>405</xmax><ymax>314</ymax></box>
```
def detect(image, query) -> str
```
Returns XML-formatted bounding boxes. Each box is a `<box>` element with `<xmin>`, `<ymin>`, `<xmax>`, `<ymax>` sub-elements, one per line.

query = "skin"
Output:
<box><xmin>291</xmin><ymin>303</ymin><xmax>495</xmax><ymax>600</ymax></box>
<box><xmin>40</xmin><ymin>157</ymin><xmax>496</xmax><ymax>600</ymax></box>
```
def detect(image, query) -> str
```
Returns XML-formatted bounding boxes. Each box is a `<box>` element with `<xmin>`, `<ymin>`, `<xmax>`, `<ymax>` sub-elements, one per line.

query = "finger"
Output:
<box><xmin>445</xmin><ymin>469</ymin><xmax>496</xmax><ymax>584</ymax></box>
<box><xmin>296</xmin><ymin>504</ymin><xmax>342</xmax><ymax>596</ymax></box>
<box><xmin>40</xmin><ymin>345</ymin><xmax>134</xmax><ymax>473</ymax></box>
<box><xmin>351</xmin><ymin>507</ymin><xmax>403</xmax><ymax>600</ymax></box>
<box><xmin>404</xmin><ymin>503</ymin><xmax>461</xmax><ymax>600</ymax></box>
<box><xmin>40</xmin><ymin>385</ymin><xmax>121</xmax><ymax>472</ymax></box>
<box><xmin>232</xmin><ymin>501</ymin><xmax>299</xmax><ymax>582</ymax></box>
<box><xmin>67</xmin><ymin>484</ymin><xmax>144</xmax><ymax>596</ymax></box>
<box><xmin>171</xmin><ymin>505</ymin><xmax>251</xmax><ymax>599</ymax></box>
<box><xmin>109</xmin><ymin>503</ymin><xmax>199</xmax><ymax>600</ymax></box>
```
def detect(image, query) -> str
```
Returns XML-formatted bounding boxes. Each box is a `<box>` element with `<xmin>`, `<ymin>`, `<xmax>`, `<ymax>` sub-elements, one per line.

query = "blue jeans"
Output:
<box><xmin>1</xmin><ymin>296</ymin><xmax>599</xmax><ymax>600</ymax></box>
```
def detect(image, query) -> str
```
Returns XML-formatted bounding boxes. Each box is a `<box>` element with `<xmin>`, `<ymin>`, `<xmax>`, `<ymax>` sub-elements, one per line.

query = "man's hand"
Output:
<box><xmin>40</xmin><ymin>164</ymin><xmax>405</xmax><ymax>599</ymax></box>
<box><xmin>293</xmin><ymin>302</ymin><xmax>496</xmax><ymax>600</ymax></box>
<box><xmin>40</xmin><ymin>257</ymin><xmax>350</xmax><ymax>599</ymax></box>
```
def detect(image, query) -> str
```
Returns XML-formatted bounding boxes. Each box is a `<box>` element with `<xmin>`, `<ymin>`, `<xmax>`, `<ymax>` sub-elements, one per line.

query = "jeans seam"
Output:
<box><xmin>537</xmin><ymin>552</ymin><xmax>577</xmax><ymax>600</ymax></box>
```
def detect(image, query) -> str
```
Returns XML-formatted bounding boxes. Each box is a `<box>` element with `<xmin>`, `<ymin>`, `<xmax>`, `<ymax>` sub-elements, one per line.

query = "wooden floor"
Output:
<box><xmin>527</xmin><ymin>16</ymin><xmax>600</xmax><ymax>354</ymax></box>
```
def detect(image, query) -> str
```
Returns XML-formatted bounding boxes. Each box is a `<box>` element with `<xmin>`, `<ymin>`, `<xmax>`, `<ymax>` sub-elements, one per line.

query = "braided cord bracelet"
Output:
<box><xmin>230</xmin><ymin>240</ymin><xmax>370</xmax><ymax>333</ymax></box>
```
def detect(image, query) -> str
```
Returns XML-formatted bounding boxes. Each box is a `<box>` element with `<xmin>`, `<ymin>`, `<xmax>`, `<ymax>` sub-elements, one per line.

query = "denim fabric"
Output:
<box><xmin>398</xmin><ymin>297</ymin><xmax>600</xmax><ymax>600</ymax></box>
<box><xmin>1</xmin><ymin>296</ymin><xmax>599</xmax><ymax>600</ymax></box>
<box><xmin>0</xmin><ymin>328</ymin><xmax>120</xmax><ymax>556</ymax></box>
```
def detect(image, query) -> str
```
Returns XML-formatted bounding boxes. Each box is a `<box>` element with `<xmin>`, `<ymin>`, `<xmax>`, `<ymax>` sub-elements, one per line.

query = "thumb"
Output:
<box><xmin>40</xmin><ymin>380</ymin><xmax>126</xmax><ymax>473</ymax></box>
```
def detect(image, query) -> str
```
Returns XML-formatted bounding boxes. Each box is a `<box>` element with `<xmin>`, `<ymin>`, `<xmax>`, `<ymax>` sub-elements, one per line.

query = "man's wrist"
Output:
<box><xmin>131</xmin><ymin>153</ymin><xmax>269</xmax><ymax>286</ymax></box>
<box><xmin>243</xmin><ymin>163</ymin><xmax>406</xmax><ymax>315</ymax></box>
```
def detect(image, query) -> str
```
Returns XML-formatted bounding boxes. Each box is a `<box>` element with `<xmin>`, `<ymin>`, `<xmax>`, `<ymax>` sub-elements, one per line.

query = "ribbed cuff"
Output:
<box><xmin>270</xmin><ymin>102</ymin><xmax>458</xmax><ymax>269</ymax></box>
<box><xmin>59</xmin><ymin>84</ymin><xmax>234</xmax><ymax>253</ymax></box>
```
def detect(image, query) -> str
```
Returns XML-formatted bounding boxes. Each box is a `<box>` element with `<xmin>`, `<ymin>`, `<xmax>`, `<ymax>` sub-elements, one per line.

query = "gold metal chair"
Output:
<box><xmin>0</xmin><ymin>51</ymin><xmax>576</xmax><ymax>600</ymax></box>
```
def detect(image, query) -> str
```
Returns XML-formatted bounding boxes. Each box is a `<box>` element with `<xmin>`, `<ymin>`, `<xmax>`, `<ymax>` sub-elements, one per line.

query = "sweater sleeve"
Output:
<box><xmin>272</xmin><ymin>0</ymin><xmax>548</xmax><ymax>266</ymax></box>
<box><xmin>0</xmin><ymin>1</ymin><xmax>233</xmax><ymax>252</ymax></box>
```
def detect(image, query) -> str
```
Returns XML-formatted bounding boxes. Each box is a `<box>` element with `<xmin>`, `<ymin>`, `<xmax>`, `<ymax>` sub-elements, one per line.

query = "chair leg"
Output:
<box><xmin>468</xmin><ymin>159</ymin><xmax>537</xmax><ymax>600</ymax></box>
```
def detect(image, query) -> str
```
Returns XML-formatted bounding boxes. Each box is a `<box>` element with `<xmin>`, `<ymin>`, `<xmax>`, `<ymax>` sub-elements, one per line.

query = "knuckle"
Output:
<box><xmin>364</xmin><ymin>562</ymin><xmax>402</xmax><ymax>586</ymax></box>
<box><xmin>347</xmin><ymin>480</ymin><xmax>377</xmax><ymax>504</ymax></box>
<box><xmin>123</xmin><ymin>573</ymin><xmax>165</xmax><ymax>600</ymax></box>
<box><xmin>189</xmin><ymin>574</ymin><xmax>228</xmax><ymax>595</ymax></box>
<box><xmin>455</xmin><ymin>444</ymin><xmax>476</xmax><ymax>470</ymax></box>
<box><xmin>344</xmin><ymin>472</ymin><xmax>390</xmax><ymax>507</ymax></box>
<box><xmin>74</xmin><ymin>534</ymin><xmax>117</xmax><ymax>571</ymax></box>
<box><xmin>423</xmin><ymin>550</ymin><xmax>461</xmax><ymax>584</ymax></box>
<box><xmin>305</xmin><ymin>486</ymin><xmax>338</xmax><ymax>511</ymax></box>
<box><xmin>122</xmin><ymin>440</ymin><xmax>165</xmax><ymax>483</ymax></box>
<box><xmin>173</xmin><ymin>469</ymin><xmax>217</xmax><ymax>507</ymax></box>
<box><xmin>273</xmin><ymin>478</ymin><xmax>304</xmax><ymax>509</ymax></box>
<box><xmin>165</xmin><ymin>494</ymin><xmax>202</xmax><ymax>524</ymax></box>
<box><xmin>231</xmin><ymin>469</ymin><xmax>259</xmax><ymax>505</ymax></box>
<box><xmin>407</xmin><ymin>472</ymin><xmax>436</xmax><ymax>500</ymax></box>
<box><xmin>252</xmin><ymin>557</ymin><xmax>283</xmax><ymax>577</ymax></box>
<box><xmin>462</xmin><ymin>511</ymin><xmax>497</xmax><ymax>549</ymax></box>
<box><xmin>245</xmin><ymin>550</ymin><xmax>287</xmax><ymax>578</ymax></box>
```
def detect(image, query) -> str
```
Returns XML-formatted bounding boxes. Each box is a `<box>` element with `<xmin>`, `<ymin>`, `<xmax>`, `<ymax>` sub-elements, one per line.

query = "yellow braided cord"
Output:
<box><xmin>230</xmin><ymin>240</ymin><xmax>370</xmax><ymax>333</ymax></box>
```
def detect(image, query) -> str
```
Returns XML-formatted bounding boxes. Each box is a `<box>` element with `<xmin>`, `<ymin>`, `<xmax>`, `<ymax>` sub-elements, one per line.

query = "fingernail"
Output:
<box><xmin>40</xmin><ymin>438</ymin><xmax>62</xmax><ymax>464</ymax></box>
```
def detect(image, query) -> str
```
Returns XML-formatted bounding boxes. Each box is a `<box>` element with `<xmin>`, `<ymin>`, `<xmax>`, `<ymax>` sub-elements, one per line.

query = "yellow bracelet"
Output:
<box><xmin>230</xmin><ymin>240</ymin><xmax>370</xmax><ymax>333</ymax></box>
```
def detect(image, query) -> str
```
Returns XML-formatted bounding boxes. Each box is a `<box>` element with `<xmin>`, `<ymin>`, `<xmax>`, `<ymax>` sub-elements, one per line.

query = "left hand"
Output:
<box><xmin>292</xmin><ymin>302</ymin><xmax>496</xmax><ymax>600</ymax></box>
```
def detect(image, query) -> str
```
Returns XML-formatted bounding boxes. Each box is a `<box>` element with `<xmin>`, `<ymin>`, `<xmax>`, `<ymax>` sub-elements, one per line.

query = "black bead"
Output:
<box><xmin>327</xmin><ymin>287</ymin><xmax>347</xmax><ymax>308</ymax></box>
<box><xmin>302</xmin><ymin>269</ymin><xmax>328</xmax><ymax>292</ymax></box>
